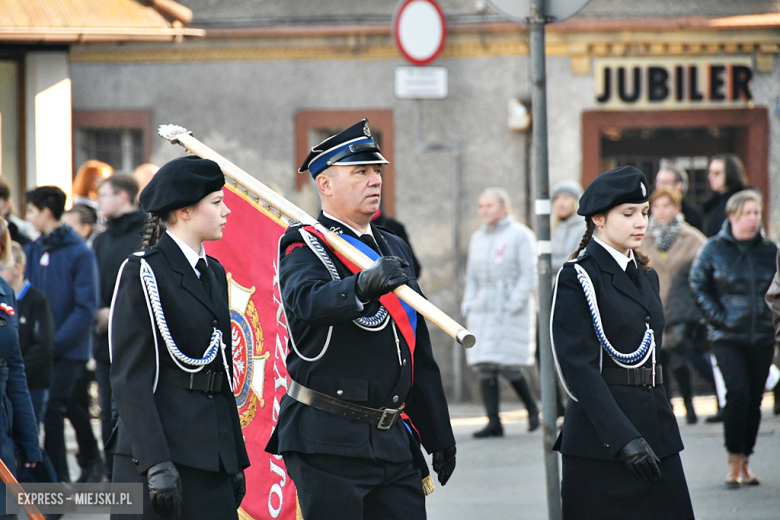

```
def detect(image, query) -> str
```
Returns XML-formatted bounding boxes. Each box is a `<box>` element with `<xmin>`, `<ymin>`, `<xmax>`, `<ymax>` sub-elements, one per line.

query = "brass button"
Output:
<box><xmin>402</xmin><ymin>359</ymin><xmax>407</xmax><ymax>366</ymax></box>
<box><xmin>340</xmin><ymin>294</ymin><xmax>346</xmax><ymax>299</ymax></box>
<box><xmin>336</xmin><ymin>390</ymin><xmax>344</xmax><ymax>396</ymax></box>
<box><xmin>212</xmin><ymin>320</ymin><xmax>218</xmax><ymax>327</ymax></box>
<box><xmin>392</xmin><ymin>396</ymin><xmax>399</xmax><ymax>403</ymax></box>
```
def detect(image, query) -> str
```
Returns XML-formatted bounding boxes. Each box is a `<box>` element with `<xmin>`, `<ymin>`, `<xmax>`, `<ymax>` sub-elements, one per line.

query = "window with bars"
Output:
<box><xmin>72</xmin><ymin>110</ymin><xmax>152</xmax><ymax>175</ymax></box>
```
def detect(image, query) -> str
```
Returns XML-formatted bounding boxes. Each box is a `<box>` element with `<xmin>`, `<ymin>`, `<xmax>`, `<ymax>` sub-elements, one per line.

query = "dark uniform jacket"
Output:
<box><xmin>92</xmin><ymin>208</ymin><xmax>147</xmax><ymax>363</ymax></box>
<box><xmin>110</xmin><ymin>233</ymin><xmax>250</xmax><ymax>475</ymax></box>
<box><xmin>552</xmin><ymin>241</ymin><xmax>683</xmax><ymax>460</ymax></box>
<box><xmin>0</xmin><ymin>279</ymin><xmax>42</xmax><ymax>468</ymax></box>
<box><xmin>16</xmin><ymin>283</ymin><xmax>55</xmax><ymax>390</ymax></box>
<box><xmin>266</xmin><ymin>213</ymin><xmax>455</xmax><ymax>461</ymax></box>
<box><xmin>689</xmin><ymin>220</ymin><xmax>777</xmax><ymax>347</ymax></box>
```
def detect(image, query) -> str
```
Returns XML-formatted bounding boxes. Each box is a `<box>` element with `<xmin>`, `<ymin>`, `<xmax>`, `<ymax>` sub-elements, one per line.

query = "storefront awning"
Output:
<box><xmin>0</xmin><ymin>0</ymin><xmax>204</xmax><ymax>43</ymax></box>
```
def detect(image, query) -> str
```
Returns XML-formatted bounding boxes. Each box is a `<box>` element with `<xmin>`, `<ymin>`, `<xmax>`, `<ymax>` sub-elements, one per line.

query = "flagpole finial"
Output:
<box><xmin>158</xmin><ymin>124</ymin><xmax>191</xmax><ymax>143</ymax></box>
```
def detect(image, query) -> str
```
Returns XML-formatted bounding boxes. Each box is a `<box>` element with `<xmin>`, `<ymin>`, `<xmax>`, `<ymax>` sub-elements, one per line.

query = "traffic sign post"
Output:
<box><xmin>485</xmin><ymin>1</ymin><xmax>590</xmax><ymax>520</ymax></box>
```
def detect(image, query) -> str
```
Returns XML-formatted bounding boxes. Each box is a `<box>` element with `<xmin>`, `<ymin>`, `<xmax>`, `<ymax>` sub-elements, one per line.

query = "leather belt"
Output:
<box><xmin>159</xmin><ymin>369</ymin><xmax>224</xmax><ymax>393</ymax></box>
<box><xmin>287</xmin><ymin>380</ymin><xmax>404</xmax><ymax>430</ymax></box>
<box><xmin>602</xmin><ymin>366</ymin><xmax>663</xmax><ymax>386</ymax></box>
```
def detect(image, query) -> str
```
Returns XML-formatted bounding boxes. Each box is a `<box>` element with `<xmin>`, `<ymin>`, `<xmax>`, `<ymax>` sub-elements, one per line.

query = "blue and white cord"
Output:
<box><xmin>140</xmin><ymin>259</ymin><xmax>234</xmax><ymax>392</ymax></box>
<box><xmin>573</xmin><ymin>263</ymin><xmax>655</xmax><ymax>369</ymax></box>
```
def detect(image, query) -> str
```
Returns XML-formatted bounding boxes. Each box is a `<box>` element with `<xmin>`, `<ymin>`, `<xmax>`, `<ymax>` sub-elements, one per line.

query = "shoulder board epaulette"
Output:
<box><xmin>563</xmin><ymin>251</ymin><xmax>588</xmax><ymax>265</ymax></box>
<box><xmin>373</xmin><ymin>225</ymin><xmax>397</xmax><ymax>237</ymax></box>
<box><xmin>132</xmin><ymin>246</ymin><xmax>159</xmax><ymax>258</ymax></box>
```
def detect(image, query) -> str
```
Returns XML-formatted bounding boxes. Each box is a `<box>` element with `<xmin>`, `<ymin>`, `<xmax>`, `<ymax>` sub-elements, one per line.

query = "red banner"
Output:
<box><xmin>205</xmin><ymin>184</ymin><xmax>299</xmax><ymax>520</ymax></box>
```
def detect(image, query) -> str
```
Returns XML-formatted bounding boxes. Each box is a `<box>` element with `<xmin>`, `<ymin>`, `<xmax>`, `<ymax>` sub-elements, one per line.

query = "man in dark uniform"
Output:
<box><xmin>266</xmin><ymin>120</ymin><xmax>456</xmax><ymax>520</ymax></box>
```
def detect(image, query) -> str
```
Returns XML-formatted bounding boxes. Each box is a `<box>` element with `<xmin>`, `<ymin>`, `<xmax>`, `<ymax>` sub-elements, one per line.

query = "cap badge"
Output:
<box><xmin>363</xmin><ymin>124</ymin><xmax>371</xmax><ymax>138</ymax></box>
<box><xmin>640</xmin><ymin>183</ymin><xmax>647</xmax><ymax>197</ymax></box>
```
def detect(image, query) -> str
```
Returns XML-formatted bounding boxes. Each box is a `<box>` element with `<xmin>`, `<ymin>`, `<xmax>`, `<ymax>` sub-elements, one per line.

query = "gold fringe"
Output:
<box><xmin>422</xmin><ymin>475</ymin><xmax>436</xmax><ymax>496</ymax></box>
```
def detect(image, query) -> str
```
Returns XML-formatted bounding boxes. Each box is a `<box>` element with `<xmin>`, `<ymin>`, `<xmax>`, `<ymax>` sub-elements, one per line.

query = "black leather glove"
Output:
<box><xmin>618</xmin><ymin>437</ymin><xmax>662</xmax><ymax>483</ymax></box>
<box><xmin>355</xmin><ymin>257</ymin><xmax>410</xmax><ymax>301</ymax></box>
<box><xmin>147</xmin><ymin>461</ymin><xmax>182</xmax><ymax>520</ymax></box>
<box><xmin>432</xmin><ymin>446</ymin><xmax>456</xmax><ymax>486</ymax></box>
<box><xmin>231</xmin><ymin>470</ymin><xmax>247</xmax><ymax>508</ymax></box>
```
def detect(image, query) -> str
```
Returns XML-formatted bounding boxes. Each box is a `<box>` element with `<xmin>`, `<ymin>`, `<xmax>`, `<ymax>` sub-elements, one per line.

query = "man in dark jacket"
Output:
<box><xmin>23</xmin><ymin>186</ymin><xmax>98</xmax><ymax>483</ymax></box>
<box><xmin>266</xmin><ymin>120</ymin><xmax>456</xmax><ymax>520</ymax></box>
<box><xmin>93</xmin><ymin>173</ymin><xmax>146</xmax><ymax>479</ymax></box>
<box><xmin>0</xmin><ymin>177</ymin><xmax>32</xmax><ymax>245</ymax></box>
<box><xmin>0</xmin><ymin>242</ymin><xmax>54</xmax><ymax>426</ymax></box>
<box><xmin>372</xmin><ymin>210</ymin><xmax>422</xmax><ymax>278</ymax></box>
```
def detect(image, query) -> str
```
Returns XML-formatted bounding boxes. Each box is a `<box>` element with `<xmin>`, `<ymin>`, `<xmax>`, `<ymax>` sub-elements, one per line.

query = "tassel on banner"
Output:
<box><xmin>422</xmin><ymin>474</ymin><xmax>436</xmax><ymax>496</ymax></box>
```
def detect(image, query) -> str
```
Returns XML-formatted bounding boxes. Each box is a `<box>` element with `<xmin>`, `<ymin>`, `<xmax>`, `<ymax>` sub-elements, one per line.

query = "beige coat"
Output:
<box><xmin>640</xmin><ymin>222</ymin><xmax>706</xmax><ymax>305</ymax></box>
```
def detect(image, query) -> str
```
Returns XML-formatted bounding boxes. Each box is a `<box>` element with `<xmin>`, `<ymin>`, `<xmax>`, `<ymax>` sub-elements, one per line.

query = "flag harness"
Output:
<box><xmin>283</xmin><ymin>229</ymin><xmax>401</xmax><ymax>364</ymax></box>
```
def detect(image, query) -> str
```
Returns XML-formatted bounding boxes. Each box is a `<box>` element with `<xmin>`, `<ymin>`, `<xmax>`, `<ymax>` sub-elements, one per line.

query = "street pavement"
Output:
<box><xmin>428</xmin><ymin>395</ymin><xmax>780</xmax><ymax>520</ymax></box>
<box><xmin>53</xmin><ymin>395</ymin><xmax>778</xmax><ymax>519</ymax></box>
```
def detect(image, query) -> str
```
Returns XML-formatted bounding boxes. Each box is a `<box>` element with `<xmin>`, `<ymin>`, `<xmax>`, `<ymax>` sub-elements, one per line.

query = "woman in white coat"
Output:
<box><xmin>462</xmin><ymin>188</ymin><xmax>540</xmax><ymax>437</ymax></box>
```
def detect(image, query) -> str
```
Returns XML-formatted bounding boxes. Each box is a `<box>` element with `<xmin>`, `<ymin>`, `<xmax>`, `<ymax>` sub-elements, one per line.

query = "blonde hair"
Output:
<box><xmin>726</xmin><ymin>189</ymin><xmax>762</xmax><ymax>218</ymax></box>
<box><xmin>0</xmin><ymin>220</ymin><xmax>12</xmax><ymax>268</ymax></box>
<box><xmin>481</xmin><ymin>187</ymin><xmax>513</xmax><ymax>213</ymax></box>
<box><xmin>9</xmin><ymin>242</ymin><xmax>25</xmax><ymax>268</ymax></box>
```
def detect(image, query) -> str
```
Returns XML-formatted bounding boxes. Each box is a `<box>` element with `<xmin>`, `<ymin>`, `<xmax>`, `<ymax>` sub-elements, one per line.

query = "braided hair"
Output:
<box><xmin>567</xmin><ymin>216</ymin><xmax>651</xmax><ymax>269</ymax></box>
<box><xmin>142</xmin><ymin>213</ymin><xmax>169</xmax><ymax>249</ymax></box>
<box><xmin>568</xmin><ymin>218</ymin><xmax>595</xmax><ymax>261</ymax></box>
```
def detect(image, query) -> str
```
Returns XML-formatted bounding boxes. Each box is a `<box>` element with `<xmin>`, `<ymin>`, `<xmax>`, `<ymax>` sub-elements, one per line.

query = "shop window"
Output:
<box><xmin>582</xmin><ymin>108</ymin><xmax>769</xmax><ymax>226</ymax></box>
<box><xmin>72</xmin><ymin>110</ymin><xmax>152</xmax><ymax>174</ymax></box>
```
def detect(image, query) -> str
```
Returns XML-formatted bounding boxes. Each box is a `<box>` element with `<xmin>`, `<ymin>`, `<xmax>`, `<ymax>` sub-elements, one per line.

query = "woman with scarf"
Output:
<box><xmin>641</xmin><ymin>187</ymin><xmax>707</xmax><ymax>424</ymax></box>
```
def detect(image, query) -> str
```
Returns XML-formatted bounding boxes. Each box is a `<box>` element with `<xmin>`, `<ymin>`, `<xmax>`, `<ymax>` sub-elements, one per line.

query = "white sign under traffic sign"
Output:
<box><xmin>394</xmin><ymin>66</ymin><xmax>448</xmax><ymax>99</ymax></box>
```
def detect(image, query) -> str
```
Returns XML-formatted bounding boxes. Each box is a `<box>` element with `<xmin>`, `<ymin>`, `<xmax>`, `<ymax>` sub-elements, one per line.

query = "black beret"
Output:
<box><xmin>577</xmin><ymin>166</ymin><xmax>649</xmax><ymax>217</ymax></box>
<box><xmin>299</xmin><ymin>119</ymin><xmax>388</xmax><ymax>178</ymax></box>
<box><xmin>139</xmin><ymin>156</ymin><xmax>225</xmax><ymax>215</ymax></box>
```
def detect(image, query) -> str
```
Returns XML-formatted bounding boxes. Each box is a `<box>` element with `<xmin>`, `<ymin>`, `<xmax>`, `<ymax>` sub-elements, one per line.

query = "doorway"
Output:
<box><xmin>582</xmin><ymin>108</ymin><xmax>769</xmax><ymax>223</ymax></box>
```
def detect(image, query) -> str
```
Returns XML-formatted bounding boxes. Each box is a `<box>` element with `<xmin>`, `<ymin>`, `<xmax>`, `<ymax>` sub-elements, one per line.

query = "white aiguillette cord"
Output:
<box><xmin>139</xmin><ymin>259</ymin><xmax>233</xmax><ymax>393</ymax></box>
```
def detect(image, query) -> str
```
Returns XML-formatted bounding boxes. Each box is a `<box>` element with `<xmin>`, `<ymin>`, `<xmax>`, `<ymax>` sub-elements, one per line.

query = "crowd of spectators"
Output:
<box><xmin>0</xmin><ymin>160</ymin><xmax>155</xmax><ymax>494</ymax></box>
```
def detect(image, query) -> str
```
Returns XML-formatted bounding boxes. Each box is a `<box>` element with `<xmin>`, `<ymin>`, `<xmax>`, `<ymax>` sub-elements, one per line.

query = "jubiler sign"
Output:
<box><xmin>594</xmin><ymin>57</ymin><xmax>753</xmax><ymax>109</ymax></box>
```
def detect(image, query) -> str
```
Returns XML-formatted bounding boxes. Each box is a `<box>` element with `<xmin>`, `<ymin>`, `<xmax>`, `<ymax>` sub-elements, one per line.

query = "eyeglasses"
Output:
<box><xmin>97</xmin><ymin>190</ymin><xmax>118</xmax><ymax>200</ymax></box>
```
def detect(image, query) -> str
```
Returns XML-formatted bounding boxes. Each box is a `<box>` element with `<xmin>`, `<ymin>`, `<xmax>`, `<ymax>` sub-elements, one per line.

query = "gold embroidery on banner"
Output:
<box><xmin>239</xmin><ymin>391</ymin><xmax>258</xmax><ymax>429</ymax></box>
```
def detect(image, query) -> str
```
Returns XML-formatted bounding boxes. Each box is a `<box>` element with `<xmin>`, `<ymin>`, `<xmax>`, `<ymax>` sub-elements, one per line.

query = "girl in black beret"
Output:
<box><xmin>108</xmin><ymin>156</ymin><xmax>250</xmax><ymax>520</ymax></box>
<box><xmin>551</xmin><ymin>166</ymin><xmax>694</xmax><ymax>520</ymax></box>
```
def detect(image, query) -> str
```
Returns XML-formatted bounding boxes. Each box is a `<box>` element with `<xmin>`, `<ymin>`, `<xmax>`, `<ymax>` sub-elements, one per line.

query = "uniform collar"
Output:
<box><xmin>322</xmin><ymin>211</ymin><xmax>374</xmax><ymax>238</ymax></box>
<box><xmin>166</xmin><ymin>230</ymin><xmax>207</xmax><ymax>277</ymax></box>
<box><xmin>17</xmin><ymin>280</ymin><xmax>31</xmax><ymax>301</ymax></box>
<box><xmin>593</xmin><ymin>236</ymin><xmax>636</xmax><ymax>271</ymax></box>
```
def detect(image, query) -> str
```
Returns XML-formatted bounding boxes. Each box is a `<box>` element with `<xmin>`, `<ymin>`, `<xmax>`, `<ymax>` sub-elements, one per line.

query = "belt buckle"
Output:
<box><xmin>188</xmin><ymin>373</ymin><xmax>196</xmax><ymax>390</ymax></box>
<box><xmin>206</xmin><ymin>372</ymin><xmax>216</xmax><ymax>393</ymax></box>
<box><xmin>377</xmin><ymin>408</ymin><xmax>399</xmax><ymax>430</ymax></box>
